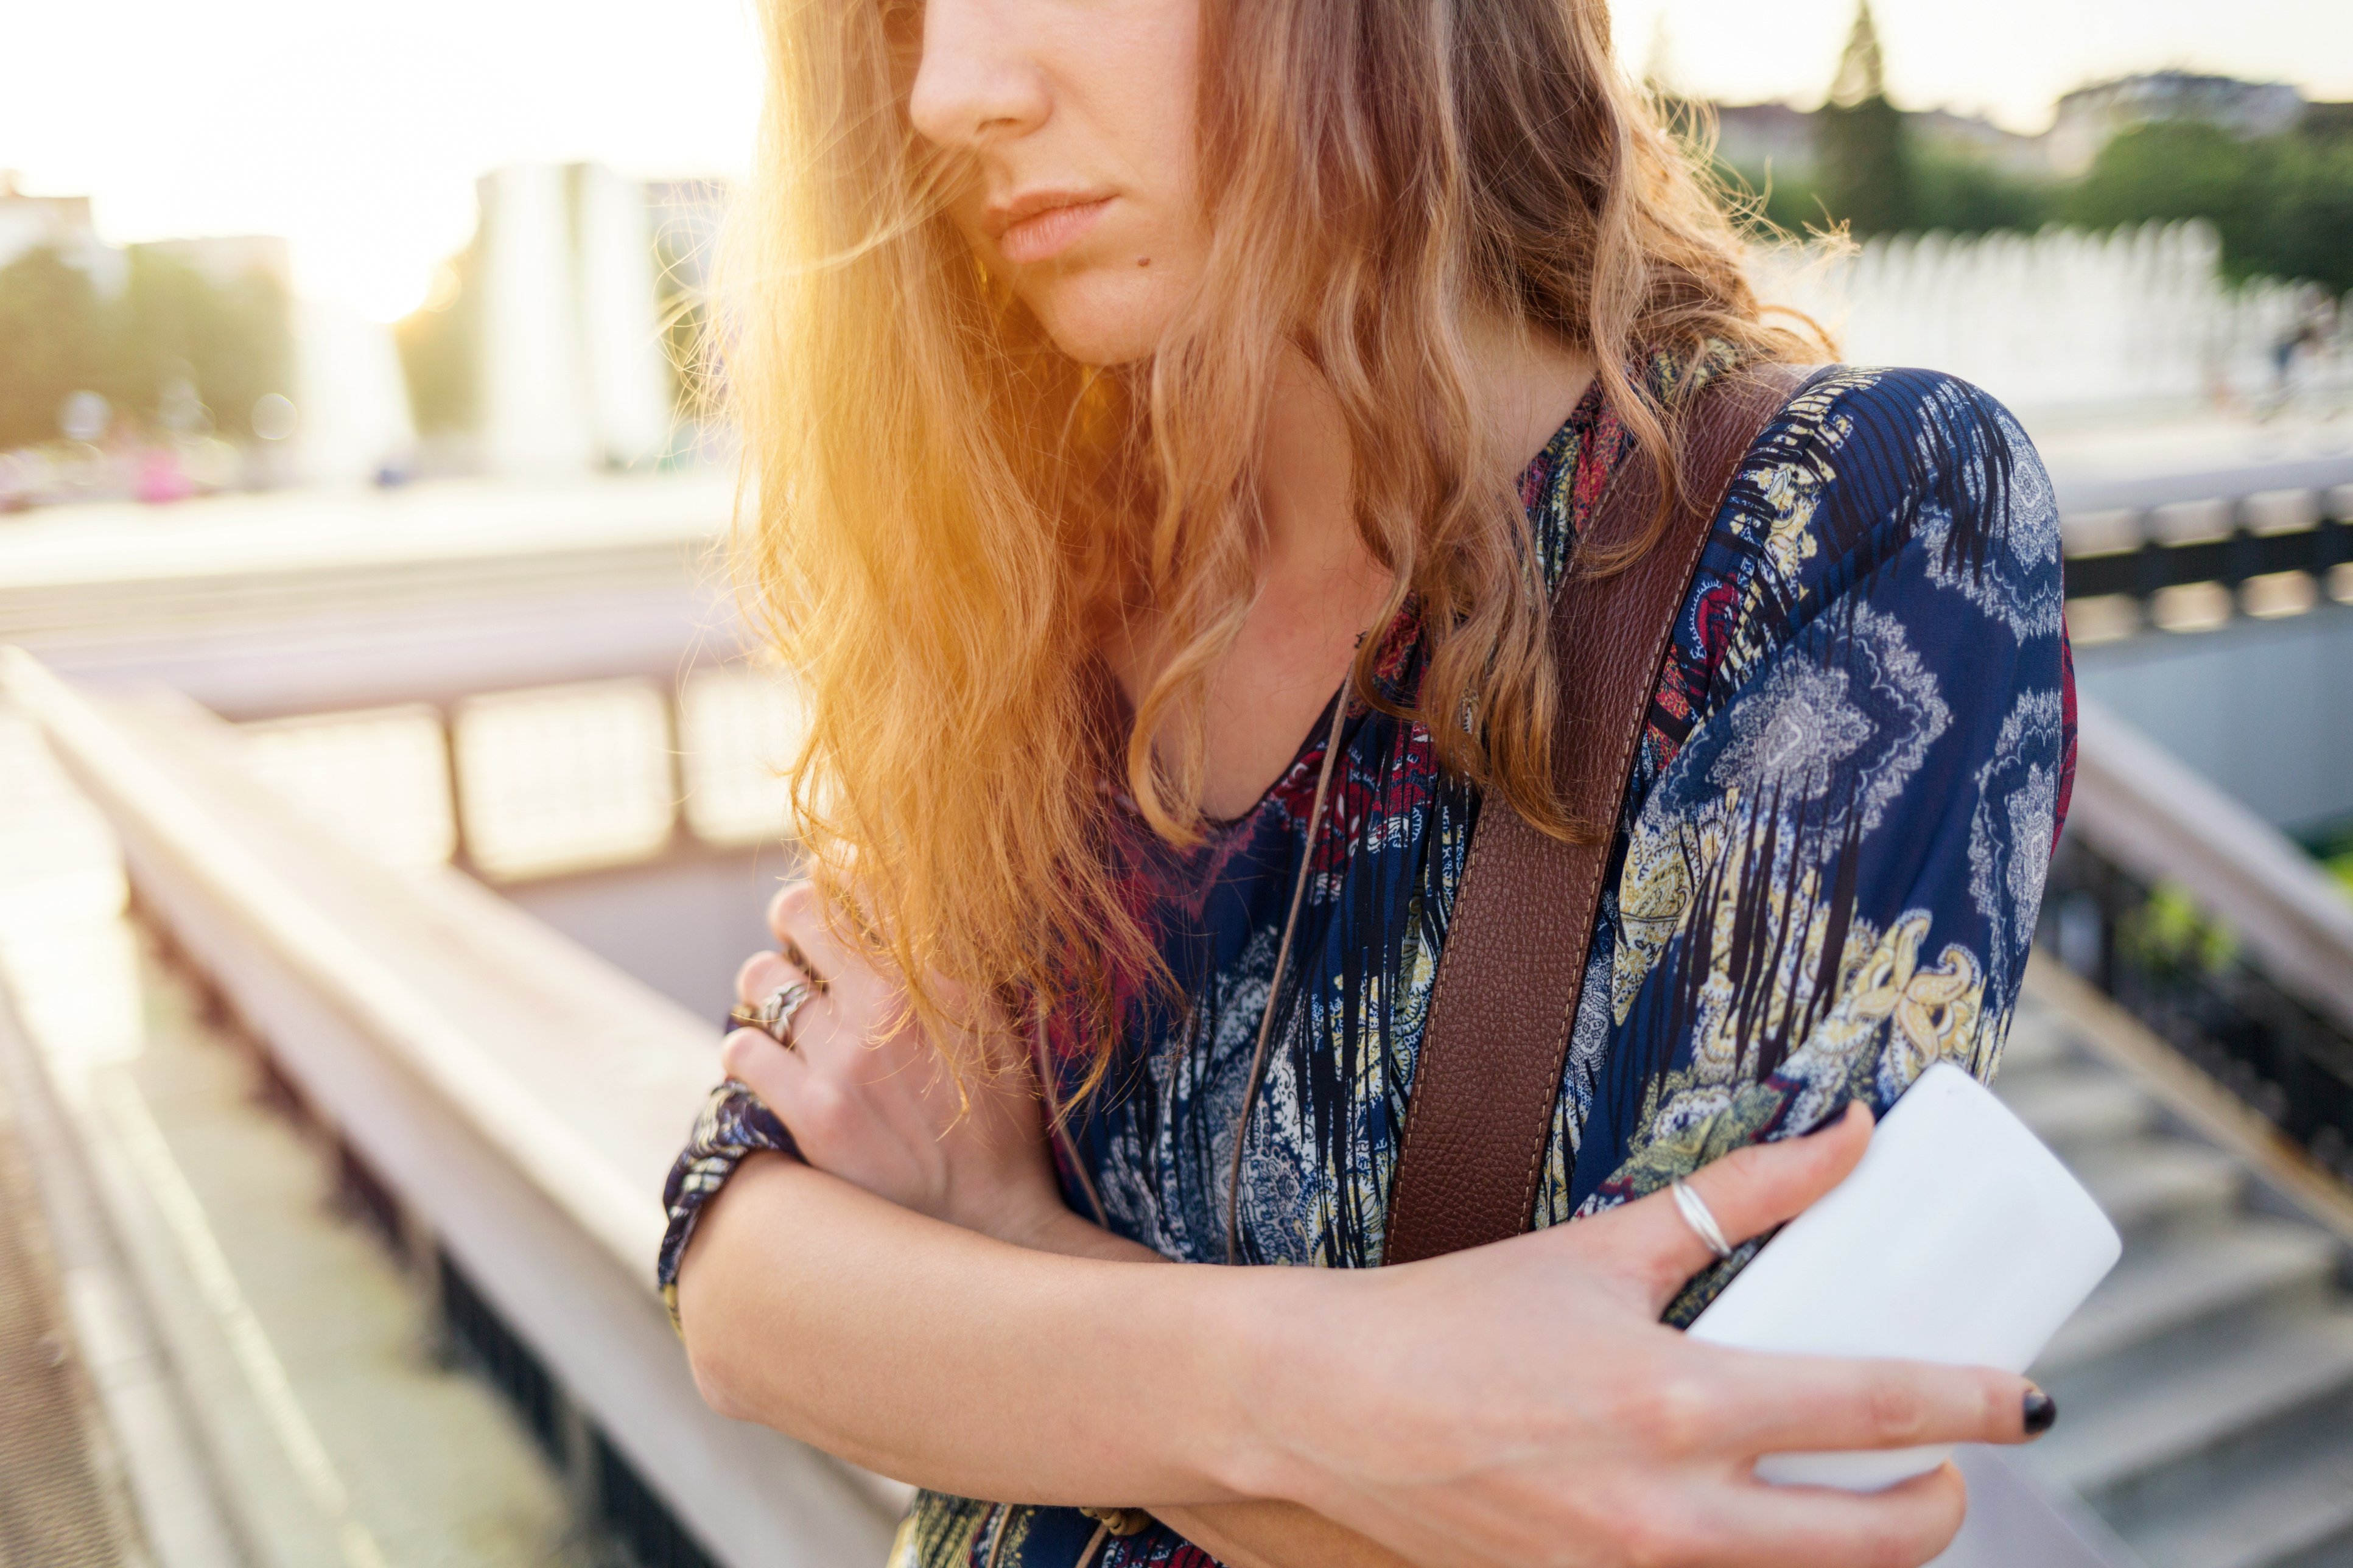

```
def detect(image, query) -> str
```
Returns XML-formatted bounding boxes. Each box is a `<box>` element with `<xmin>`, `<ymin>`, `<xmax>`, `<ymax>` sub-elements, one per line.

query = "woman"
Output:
<box><xmin>664</xmin><ymin>0</ymin><xmax>2075</xmax><ymax>1559</ymax></box>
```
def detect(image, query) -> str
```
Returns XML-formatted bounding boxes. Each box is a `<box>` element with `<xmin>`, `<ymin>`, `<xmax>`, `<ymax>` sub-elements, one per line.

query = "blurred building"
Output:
<box><xmin>1714</xmin><ymin>100</ymin><xmax>2046</xmax><ymax>178</ymax></box>
<box><xmin>394</xmin><ymin>166</ymin><xmax>729</xmax><ymax>481</ymax></box>
<box><xmin>1711</xmin><ymin>102</ymin><xmax>1818</xmax><ymax>176</ymax></box>
<box><xmin>3</xmin><ymin>164</ymin><xmax>723</xmax><ymax>491</ymax></box>
<box><xmin>1712</xmin><ymin>71</ymin><xmax>2313</xmax><ymax>184</ymax></box>
<box><xmin>474</xmin><ymin>163</ymin><xmax>675</xmax><ymax>477</ymax></box>
<box><xmin>291</xmin><ymin>298</ymin><xmax>418</xmax><ymax>488</ymax></box>
<box><xmin>1909</xmin><ymin>107</ymin><xmax>2050</xmax><ymax>177</ymax></box>
<box><xmin>2046</xmin><ymin>72</ymin><xmax>2307</xmax><ymax>176</ymax></box>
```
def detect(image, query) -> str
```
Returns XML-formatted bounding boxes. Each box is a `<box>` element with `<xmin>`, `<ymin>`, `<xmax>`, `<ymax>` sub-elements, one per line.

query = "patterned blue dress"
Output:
<box><xmin>658</xmin><ymin>357</ymin><xmax>2078</xmax><ymax>1568</ymax></box>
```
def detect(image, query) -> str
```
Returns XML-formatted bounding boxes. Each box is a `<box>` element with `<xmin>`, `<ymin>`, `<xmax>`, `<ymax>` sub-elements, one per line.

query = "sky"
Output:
<box><xmin>5</xmin><ymin>0</ymin><xmax>2350</xmax><ymax>321</ymax></box>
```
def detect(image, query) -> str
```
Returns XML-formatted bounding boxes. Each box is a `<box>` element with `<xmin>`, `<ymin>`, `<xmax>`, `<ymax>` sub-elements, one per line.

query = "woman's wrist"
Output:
<box><xmin>1190</xmin><ymin>1260</ymin><xmax>1354</xmax><ymax>1510</ymax></box>
<box><xmin>983</xmin><ymin>1202</ymin><xmax>1317</xmax><ymax>1504</ymax></box>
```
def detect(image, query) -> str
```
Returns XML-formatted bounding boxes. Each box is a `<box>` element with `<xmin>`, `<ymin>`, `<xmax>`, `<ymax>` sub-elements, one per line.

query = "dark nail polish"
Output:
<box><xmin>2023</xmin><ymin>1389</ymin><xmax>2058</xmax><ymax>1437</ymax></box>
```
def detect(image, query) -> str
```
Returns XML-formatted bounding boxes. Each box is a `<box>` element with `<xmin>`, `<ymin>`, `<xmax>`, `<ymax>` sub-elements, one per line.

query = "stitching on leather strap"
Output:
<box><xmin>1387</xmin><ymin>363</ymin><xmax>1806</xmax><ymax>1262</ymax></box>
<box><xmin>1385</xmin><ymin>745</ymin><xmax>1506</xmax><ymax>1231</ymax></box>
<box><xmin>1512</xmin><ymin>402</ymin><xmax>1755</xmax><ymax>1230</ymax></box>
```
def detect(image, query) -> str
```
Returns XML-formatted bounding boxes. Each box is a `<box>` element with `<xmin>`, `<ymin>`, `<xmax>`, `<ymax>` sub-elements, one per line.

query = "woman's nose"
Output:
<box><xmin>906</xmin><ymin>0</ymin><xmax>1052</xmax><ymax>150</ymax></box>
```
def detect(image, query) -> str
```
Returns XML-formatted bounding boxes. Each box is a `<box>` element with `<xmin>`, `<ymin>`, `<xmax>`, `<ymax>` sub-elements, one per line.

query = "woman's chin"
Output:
<box><xmin>1025</xmin><ymin>270</ymin><xmax>1188</xmax><ymax>368</ymax></box>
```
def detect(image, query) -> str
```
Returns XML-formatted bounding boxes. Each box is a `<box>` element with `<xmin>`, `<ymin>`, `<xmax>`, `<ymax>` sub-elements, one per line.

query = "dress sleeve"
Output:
<box><xmin>1541</xmin><ymin>367</ymin><xmax>2077</xmax><ymax>1324</ymax></box>
<box><xmin>656</xmin><ymin>1082</ymin><xmax>800</xmax><ymax>1332</ymax></box>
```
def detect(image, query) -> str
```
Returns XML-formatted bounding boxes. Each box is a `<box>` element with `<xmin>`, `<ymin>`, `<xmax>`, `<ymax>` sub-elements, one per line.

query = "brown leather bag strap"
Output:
<box><xmin>1383</xmin><ymin>363</ymin><xmax>1810</xmax><ymax>1264</ymax></box>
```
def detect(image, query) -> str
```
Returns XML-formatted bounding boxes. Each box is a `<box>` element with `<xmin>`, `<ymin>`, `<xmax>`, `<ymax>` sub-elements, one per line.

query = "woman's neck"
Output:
<box><xmin>1255</xmin><ymin>321</ymin><xmax>1596</xmax><ymax>574</ymax></box>
<box><xmin>1124</xmin><ymin>318</ymin><xmax>1596</xmax><ymax>821</ymax></box>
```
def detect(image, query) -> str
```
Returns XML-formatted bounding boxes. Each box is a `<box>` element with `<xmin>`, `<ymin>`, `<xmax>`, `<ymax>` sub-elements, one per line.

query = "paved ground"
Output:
<box><xmin>0</xmin><ymin>1038</ymin><xmax>141</xmax><ymax>1566</ymax></box>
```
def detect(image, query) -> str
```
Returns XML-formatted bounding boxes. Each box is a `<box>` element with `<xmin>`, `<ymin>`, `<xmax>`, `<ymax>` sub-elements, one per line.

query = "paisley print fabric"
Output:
<box><xmin>656</xmin><ymin>360</ymin><xmax>2077</xmax><ymax>1568</ymax></box>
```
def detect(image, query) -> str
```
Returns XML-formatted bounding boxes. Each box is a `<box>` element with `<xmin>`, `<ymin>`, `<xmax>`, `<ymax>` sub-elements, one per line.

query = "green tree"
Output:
<box><xmin>0</xmin><ymin>247</ymin><xmax>110</xmax><ymax>449</ymax></box>
<box><xmin>1704</xmin><ymin>23</ymin><xmax>2349</xmax><ymax>281</ymax></box>
<box><xmin>197</xmin><ymin>270</ymin><xmax>293</xmax><ymax>439</ymax></box>
<box><xmin>1</xmin><ymin>241</ymin><xmax>291</xmax><ymax>450</ymax></box>
<box><xmin>2264</xmin><ymin>133</ymin><xmax>2353</xmax><ymax>294</ymax></box>
<box><xmin>2063</xmin><ymin>122</ymin><xmax>2353</xmax><ymax>293</ymax></box>
<box><xmin>1814</xmin><ymin>1</ymin><xmax>1916</xmax><ymax>235</ymax></box>
<box><xmin>1912</xmin><ymin>152</ymin><xmax>2055</xmax><ymax>236</ymax></box>
<box><xmin>2063</xmin><ymin>124</ymin><xmax>2262</xmax><ymax>265</ymax></box>
<box><xmin>116</xmin><ymin>248</ymin><xmax>292</xmax><ymax>439</ymax></box>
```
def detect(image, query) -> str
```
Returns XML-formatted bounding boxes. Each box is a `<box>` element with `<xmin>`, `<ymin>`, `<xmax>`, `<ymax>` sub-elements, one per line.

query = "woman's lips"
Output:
<box><xmin>995</xmin><ymin>196</ymin><xmax>1113</xmax><ymax>265</ymax></box>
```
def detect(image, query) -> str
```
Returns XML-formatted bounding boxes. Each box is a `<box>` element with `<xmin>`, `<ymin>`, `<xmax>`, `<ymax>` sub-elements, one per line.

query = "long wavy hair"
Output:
<box><xmin>723</xmin><ymin>0</ymin><xmax>1818</xmax><ymax>1074</ymax></box>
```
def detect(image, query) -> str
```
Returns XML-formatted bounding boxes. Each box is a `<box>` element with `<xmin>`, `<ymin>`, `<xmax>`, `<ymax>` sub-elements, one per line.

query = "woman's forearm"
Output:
<box><xmin>676</xmin><ymin>1152</ymin><xmax>1305</xmax><ymax>1508</ymax></box>
<box><xmin>681</xmin><ymin>1122</ymin><xmax>2046</xmax><ymax>1568</ymax></box>
<box><xmin>1000</xmin><ymin>1202</ymin><xmax>1416</xmax><ymax>1564</ymax></box>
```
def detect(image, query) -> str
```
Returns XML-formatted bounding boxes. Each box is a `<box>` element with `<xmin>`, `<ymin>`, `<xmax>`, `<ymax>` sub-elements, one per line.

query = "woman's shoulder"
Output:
<box><xmin>1737</xmin><ymin>363</ymin><xmax>2058</xmax><ymax>566</ymax></box>
<box><xmin>1728</xmin><ymin>364</ymin><xmax>2060</xmax><ymax>615</ymax></box>
<box><xmin>1677</xmin><ymin>362</ymin><xmax>2064</xmax><ymax>724</ymax></box>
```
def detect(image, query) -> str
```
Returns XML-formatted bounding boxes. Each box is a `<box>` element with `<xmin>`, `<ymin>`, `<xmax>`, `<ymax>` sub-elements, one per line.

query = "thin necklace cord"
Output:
<box><xmin>1224</xmin><ymin>679</ymin><xmax>1352</xmax><ymax>1265</ymax></box>
<box><xmin>1034</xmin><ymin>1011</ymin><xmax>1112</xmax><ymax>1229</ymax></box>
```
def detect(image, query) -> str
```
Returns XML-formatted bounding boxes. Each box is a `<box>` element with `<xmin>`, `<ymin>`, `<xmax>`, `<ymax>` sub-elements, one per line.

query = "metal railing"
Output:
<box><xmin>2057</xmin><ymin>461</ymin><xmax>2353</xmax><ymax>636</ymax></box>
<box><xmin>238</xmin><ymin>668</ymin><xmax>802</xmax><ymax>883</ymax></box>
<box><xmin>2041</xmin><ymin>698</ymin><xmax>2353</xmax><ymax>1187</ymax></box>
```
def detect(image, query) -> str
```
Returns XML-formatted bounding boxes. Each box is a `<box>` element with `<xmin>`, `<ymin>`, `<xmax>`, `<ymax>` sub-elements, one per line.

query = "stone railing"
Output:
<box><xmin>1</xmin><ymin>648</ymin><xmax>900</xmax><ymax>1568</ymax></box>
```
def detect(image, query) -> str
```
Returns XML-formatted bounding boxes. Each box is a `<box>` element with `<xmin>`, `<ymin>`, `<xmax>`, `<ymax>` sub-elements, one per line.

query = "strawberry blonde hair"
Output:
<box><xmin>722</xmin><ymin>0</ymin><xmax>1816</xmax><ymax>1073</ymax></box>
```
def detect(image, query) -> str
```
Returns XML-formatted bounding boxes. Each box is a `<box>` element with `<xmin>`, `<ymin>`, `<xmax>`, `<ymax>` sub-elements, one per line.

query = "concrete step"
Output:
<box><xmin>2029</xmin><ymin>1312</ymin><xmax>2353</xmax><ymax>1498</ymax></box>
<box><xmin>2115</xmin><ymin>1418</ymin><xmax>2353</xmax><ymax>1568</ymax></box>
<box><xmin>2069</xmin><ymin>1139</ymin><xmax>2246</xmax><ymax>1234</ymax></box>
<box><xmin>2038</xmin><ymin>1219</ymin><xmax>2339</xmax><ymax>1374</ymax></box>
<box><xmin>2000</xmin><ymin>1068</ymin><xmax>2159</xmax><ymax>1149</ymax></box>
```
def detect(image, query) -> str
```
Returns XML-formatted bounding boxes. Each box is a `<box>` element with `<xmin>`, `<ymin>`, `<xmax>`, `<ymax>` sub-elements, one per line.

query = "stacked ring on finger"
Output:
<box><xmin>776</xmin><ymin>936</ymin><xmax>830</xmax><ymax>993</ymax></box>
<box><xmin>1670</xmin><ymin>1175</ymin><xmax>1734</xmax><ymax>1260</ymax></box>
<box><xmin>731</xmin><ymin>979</ymin><xmax>819</xmax><ymax>1048</ymax></box>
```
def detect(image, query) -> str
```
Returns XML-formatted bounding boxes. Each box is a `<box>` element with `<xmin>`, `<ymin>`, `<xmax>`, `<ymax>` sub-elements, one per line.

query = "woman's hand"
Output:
<box><xmin>721</xmin><ymin>881</ymin><xmax>1077</xmax><ymax>1251</ymax></box>
<box><xmin>1228</xmin><ymin>1104</ymin><xmax>2039</xmax><ymax>1568</ymax></box>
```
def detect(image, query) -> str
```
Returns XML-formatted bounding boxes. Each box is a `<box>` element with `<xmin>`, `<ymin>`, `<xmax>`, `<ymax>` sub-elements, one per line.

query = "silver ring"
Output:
<box><xmin>1671</xmin><ymin>1176</ymin><xmax>1734</xmax><ymax>1261</ymax></box>
<box><xmin>731</xmin><ymin>979</ymin><xmax>817</xmax><ymax>1047</ymax></box>
<box><xmin>777</xmin><ymin>936</ymin><xmax>830</xmax><ymax>994</ymax></box>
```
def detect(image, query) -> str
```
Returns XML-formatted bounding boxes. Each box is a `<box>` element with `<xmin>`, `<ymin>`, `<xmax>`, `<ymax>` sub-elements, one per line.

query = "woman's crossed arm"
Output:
<box><xmin>673</xmin><ymin>900</ymin><xmax>2040</xmax><ymax>1568</ymax></box>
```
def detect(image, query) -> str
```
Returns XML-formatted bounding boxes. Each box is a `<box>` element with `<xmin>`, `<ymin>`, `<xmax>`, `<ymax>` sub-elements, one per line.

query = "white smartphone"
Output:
<box><xmin>1686</xmin><ymin>1061</ymin><xmax>2123</xmax><ymax>1490</ymax></box>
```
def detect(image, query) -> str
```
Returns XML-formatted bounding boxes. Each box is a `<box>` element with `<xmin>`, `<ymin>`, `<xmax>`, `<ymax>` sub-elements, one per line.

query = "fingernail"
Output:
<box><xmin>2023</xmin><ymin>1388</ymin><xmax>2058</xmax><ymax>1437</ymax></box>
